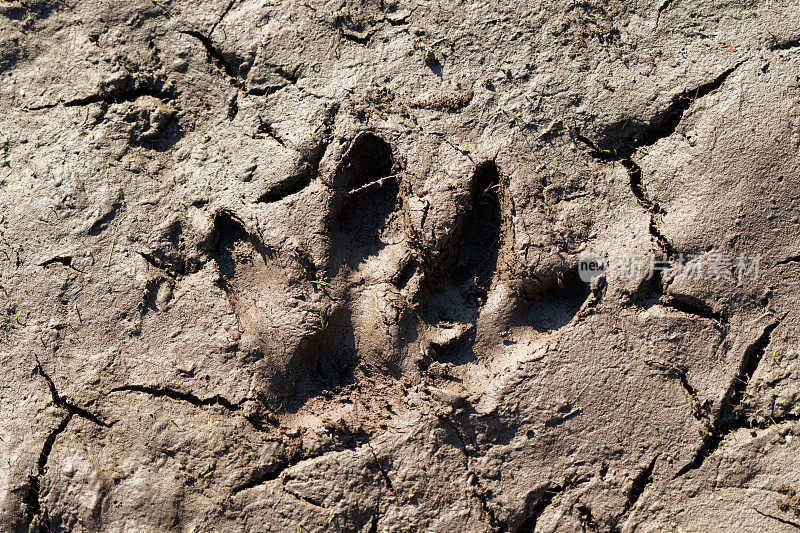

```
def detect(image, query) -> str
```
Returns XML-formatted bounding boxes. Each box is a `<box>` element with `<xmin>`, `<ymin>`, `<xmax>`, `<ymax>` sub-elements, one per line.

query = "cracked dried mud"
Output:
<box><xmin>2</xmin><ymin>0</ymin><xmax>800</xmax><ymax>531</ymax></box>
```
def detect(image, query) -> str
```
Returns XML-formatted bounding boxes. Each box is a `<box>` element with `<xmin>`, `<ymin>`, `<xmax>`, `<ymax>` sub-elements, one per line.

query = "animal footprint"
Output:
<box><xmin>422</xmin><ymin>161</ymin><xmax>503</xmax><ymax>325</ymax></box>
<box><xmin>330</xmin><ymin>132</ymin><xmax>398</xmax><ymax>270</ymax></box>
<box><xmin>326</xmin><ymin>132</ymin><xmax>414</xmax><ymax>372</ymax></box>
<box><xmin>213</xmin><ymin>211</ymin><xmax>323</xmax><ymax>385</ymax></box>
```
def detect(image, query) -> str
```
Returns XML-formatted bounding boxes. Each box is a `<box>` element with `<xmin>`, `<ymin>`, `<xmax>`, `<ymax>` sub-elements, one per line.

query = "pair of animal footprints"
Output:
<box><xmin>213</xmin><ymin>132</ymin><xmax>503</xmax><ymax>398</ymax></box>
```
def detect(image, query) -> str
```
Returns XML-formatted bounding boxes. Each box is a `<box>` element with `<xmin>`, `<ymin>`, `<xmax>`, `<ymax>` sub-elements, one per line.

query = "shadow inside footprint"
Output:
<box><xmin>213</xmin><ymin>211</ymin><xmax>318</xmax><ymax>379</ymax></box>
<box><xmin>423</xmin><ymin>161</ymin><xmax>502</xmax><ymax>323</ymax></box>
<box><xmin>512</xmin><ymin>270</ymin><xmax>591</xmax><ymax>332</ymax></box>
<box><xmin>453</xmin><ymin>161</ymin><xmax>502</xmax><ymax>306</ymax></box>
<box><xmin>214</xmin><ymin>211</ymin><xmax>274</xmax><ymax>290</ymax></box>
<box><xmin>331</xmin><ymin>132</ymin><xmax>398</xmax><ymax>269</ymax></box>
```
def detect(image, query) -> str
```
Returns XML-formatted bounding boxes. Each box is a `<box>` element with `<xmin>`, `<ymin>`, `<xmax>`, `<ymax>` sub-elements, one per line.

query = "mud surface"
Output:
<box><xmin>2</xmin><ymin>0</ymin><xmax>800</xmax><ymax>531</ymax></box>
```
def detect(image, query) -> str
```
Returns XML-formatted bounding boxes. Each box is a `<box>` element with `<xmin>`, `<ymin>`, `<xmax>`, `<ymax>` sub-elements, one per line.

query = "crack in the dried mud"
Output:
<box><xmin>24</xmin><ymin>414</ymin><xmax>72</xmax><ymax>533</ymax></box>
<box><xmin>109</xmin><ymin>384</ymin><xmax>242</xmax><ymax>411</ymax></box>
<box><xmin>38</xmin><ymin>255</ymin><xmax>85</xmax><ymax>273</ymax></box>
<box><xmin>282</xmin><ymin>486</ymin><xmax>324</xmax><ymax>508</ymax></box>
<box><xmin>776</xmin><ymin>255</ymin><xmax>800</xmax><ymax>266</ymax></box>
<box><xmin>625</xmin><ymin>63</ymin><xmax>742</xmax><ymax>154</ymax></box>
<box><xmin>620</xmin><ymin>158</ymin><xmax>662</xmax><ymax>215</ymax></box>
<box><xmin>611</xmin><ymin>455</ymin><xmax>659</xmax><ymax>530</ymax></box>
<box><xmin>660</xmin><ymin>295</ymin><xmax>725</xmax><ymax>324</ymax></box>
<box><xmin>676</xmin><ymin>368</ymin><xmax>711</xmax><ymax>424</ymax></box>
<box><xmin>626</xmin><ymin>457</ymin><xmax>658</xmax><ymax>512</ymax></box>
<box><xmin>647</xmin><ymin>358</ymin><xmax>712</xmax><ymax>424</ymax></box>
<box><xmin>26</xmin><ymin>83</ymin><xmax>174</xmax><ymax>111</ymax></box>
<box><xmin>233</xmin><ymin>432</ymin><xmax>369</xmax><ymax>493</ymax></box>
<box><xmin>366</xmin><ymin>442</ymin><xmax>397</xmax><ymax>497</ymax></box>
<box><xmin>622</xmin><ymin>158</ymin><xmax>673</xmax><ymax>257</ymax></box>
<box><xmin>368</xmin><ymin>490</ymin><xmax>381</xmax><ymax>533</ymax></box>
<box><xmin>232</xmin><ymin>465</ymin><xmax>285</xmax><ymax>493</ymax></box>
<box><xmin>576</xmin><ymin>64</ymin><xmax>742</xmax><ymax>263</ymax></box>
<box><xmin>655</xmin><ymin>0</ymin><xmax>675</xmax><ymax>28</ymax></box>
<box><xmin>753</xmin><ymin>507</ymin><xmax>800</xmax><ymax>529</ymax></box>
<box><xmin>180</xmin><ymin>30</ymin><xmax>235</xmax><ymax>78</ymax></box>
<box><xmin>572</xmin><ymin>133</ymin><xmax>673</xmax><ymax>260</ymax></box>
<box><xmin>473</xmin><ymin>474</ymin><xmax>503</xmax><ymax>532</ymax></box>
<box><xmin>674</xmin><ymin>316</ymin><xmax>784</xmax><ymax>478</ymax></box>
<box><xmin>254</xmin><ymin>116</ymin><xmax>291</xmax><ymax>149</ymax></box>
<box><xmin>518</xmin><ymin>477</ymin><xmax>591</xmax><ymax>533</ymax></box>
<box><xmin>35</xmin><ymin>358</ymin><xmax>113</xmax><ymax>427</ymax></box>
<box><xmin>770</xmin><ymin>38</ymin><xmax>800</xmax><ymax>51</ymax></box>
<box><xmin>209</xmin><ymin>0</ymin><xmax>237</xmax><ymax>39</ymax></box>
<box><xmin>180</xmin><ymin>30</ymin><xmax>254</xmax><ymax>93</ymax></box>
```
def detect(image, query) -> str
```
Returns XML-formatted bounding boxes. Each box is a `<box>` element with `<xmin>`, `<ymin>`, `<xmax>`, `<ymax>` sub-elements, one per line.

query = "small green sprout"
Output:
<box><xmin>328</xmin><ymin>510</ymin><xmax>335</xmax><ymax>523</ymax></box>
<box><xmin>319</xmin><ymin>312</ymin><xmax>327</xmax><ymax>330</ymax></box>
<box><xmin>199</xmin><ymin>465</ymin><xmax>213</xmax><ymax>478</ymax></box>
<box><xmin>333</xmin><ymin>456</ymin><xmax>340</xmax><ymax>465</ymax></box>
<box><xmin>621</xmin><ymin>120</ymin><xmax>628</xmax><ymax>132</ymax></box>
<box><xmin>297</xmin><ymin>519</ymin><xmax>307</xmax><ymax>531</ymax></box>
<box><xmin>311</xmin><ymin>280</ymin><xmax>332</xmax><ymax>287</ymax></box>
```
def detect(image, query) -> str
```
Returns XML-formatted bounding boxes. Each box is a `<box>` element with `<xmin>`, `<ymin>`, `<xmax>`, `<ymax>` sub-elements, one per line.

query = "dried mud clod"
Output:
<box><xmin>777</xmin><ymin>484</ymin><xmax>800</xmax><ymax>517</ymax></box>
